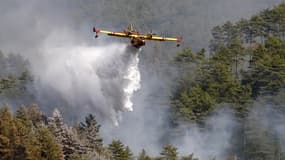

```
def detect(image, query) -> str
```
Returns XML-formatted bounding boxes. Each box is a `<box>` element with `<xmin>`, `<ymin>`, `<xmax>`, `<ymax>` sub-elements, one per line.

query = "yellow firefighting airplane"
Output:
<box><xmin>93</xmin><ymin>24</ymin><xmax>182</xmax><ymax>48</ymax></box>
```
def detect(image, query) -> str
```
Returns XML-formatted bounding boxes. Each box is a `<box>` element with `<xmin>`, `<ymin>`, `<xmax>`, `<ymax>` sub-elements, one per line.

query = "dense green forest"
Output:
<box><xmin>171</xmin><ymin>3</ymin><xmax>285</xmax><ymax>160</ymax></box>
<box><xmin>172</xmin><ymin>3</ymin><xmax>285</xmax><ymax>124</ymax></box>
<box><xmin>0</xmin><ymin>2</ymin><xmax>285</xmax><ymax>160</ymax></box>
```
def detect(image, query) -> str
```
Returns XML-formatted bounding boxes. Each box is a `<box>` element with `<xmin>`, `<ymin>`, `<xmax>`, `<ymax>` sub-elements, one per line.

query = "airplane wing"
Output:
<box><xmin>93</xmin><ymin>27</ymin><xmax>129</xmax><ymax>38</ymax></box>
<box><xmin>149</xmin><ymin>36</ymin><xmax>182</xmax><ymax>43</ymax></box>
<box><xmin>131</xmin><ymin>34</ymin><xmax>182</xmax><ymax>43</ymax></box>
<box><xmin>93</xmin><ymin>27</ymin><xmax>182</xmax><ymax>46</ymax></box>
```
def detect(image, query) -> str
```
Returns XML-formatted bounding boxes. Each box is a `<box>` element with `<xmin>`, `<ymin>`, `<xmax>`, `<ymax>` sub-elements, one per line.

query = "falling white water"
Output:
<box><xmin>123</xmin><ymin>52</ymin><xmax>141</xmax><ymax>111</ymax></box>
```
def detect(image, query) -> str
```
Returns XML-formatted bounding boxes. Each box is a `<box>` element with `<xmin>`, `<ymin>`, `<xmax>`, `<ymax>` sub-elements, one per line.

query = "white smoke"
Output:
<box><xmin>179</xmin><ymin>111</ymin><xmax>236</xmax><ymax>159</ymax></box>
<box><xmin>173</xmin><ymin>109</ymin><xmax>236</xmax><ymax>160</ymax></box>
<box><xmin>249</xmin><ymin>97</ymin><xmax>285</xmax><ymax>153</ymax></box>
<box><xmin>30</xmin><ymin>30</ymin><xmax>141</xmax><ymax>125</ymax></box>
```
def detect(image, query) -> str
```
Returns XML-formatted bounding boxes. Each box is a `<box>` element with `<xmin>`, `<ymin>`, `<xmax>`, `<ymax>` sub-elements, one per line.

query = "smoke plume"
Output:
<box><xmin>248</xmin><ymin>95</ymin><xmax>285</xmax><ymax>152</ymax></box>
<box><xmin>172</xmin><ymin>108</ymin><xmax>237</xmax><ymax>160</ymax></box>
<box><xmin>30</xmin><ymin>30</ymin><xmax>141</xmax><ymax>125</ymax></box>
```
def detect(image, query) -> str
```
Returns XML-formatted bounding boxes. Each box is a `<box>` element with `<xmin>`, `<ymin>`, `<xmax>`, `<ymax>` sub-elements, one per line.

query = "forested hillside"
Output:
<box><xmin>171</xmin><ymin>3</ymin><xmax>285</xmax><ymax>160</ymax></box>
<box><xmin>0</xmin><ymin>2</ymin><xmax>285</xmax><ymax>160</ymax></box>
<box><xmin>172</xmin><ymin>3</ymin><xmax>285</xmax><ymax>123</ymax></box>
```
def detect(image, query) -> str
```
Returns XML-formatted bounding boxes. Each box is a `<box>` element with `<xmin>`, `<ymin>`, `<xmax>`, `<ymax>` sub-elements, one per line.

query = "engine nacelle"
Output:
<box><xmin>146</xmin><ymin>33</ymin><xmax>153</xmax><ymax>39</ymax></box>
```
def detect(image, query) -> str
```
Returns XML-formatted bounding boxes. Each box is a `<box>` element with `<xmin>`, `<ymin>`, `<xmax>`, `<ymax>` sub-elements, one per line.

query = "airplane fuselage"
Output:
<box><xmin>130</xmin><ymin>38</ymin><xmax>145</xmax><ymax>48</ymax></box>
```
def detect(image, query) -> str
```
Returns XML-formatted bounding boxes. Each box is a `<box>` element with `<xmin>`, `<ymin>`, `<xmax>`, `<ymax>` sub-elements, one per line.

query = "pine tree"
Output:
<box><xmin>228</xmin><ymin>39</ymin><xmax>245</xmax><ymax>79</ymax></box>
<box><xmin>222</xmin><ymin>21</ymin><xmax>240</xmax><ymax>46</ymax></box>
<box><xmin>138</xmin><ymin>149</ymin><xmax>152</xmax><ymax>160</ymax></box>
<box><xmin>210</xmin><ymin>26</ymin><xmax>225</xmax><ymax>52</ymax></box>
<box><xmin>242</xmin><ymin>37</ymin><xmax>285</xmax><ymax>98</ymax></box>
<box><xmin>15</xmin><ymin>106</ymin><xmax>42</xmax><ymax>159</ymax></box>
<box><xmin>108</xmin><ymin>139</ymin><xmax>132</xmax><ymax>160</ymax></box>
<box><xmin>48</xmin><ymin>108</ymin><xmax>80</xmax><ymax>159</ymax></box>
<box><xmin>171</xmin><ymin>86</ymin><xmax>215</xmax><ymax>123</ymax></box>
<box><xmin>37</xmin><ymin>127</ymin><xmax>64</xmax><ymax>160</ymax></box>
<box><xmin>0</xmin><ymin>106</ymin><xmax>16</xmax><ymax>160</ymax></box>
<box><xmin>160</xmin><ymin>144</ymin><xmax>178</xmax><ymax>160</ymax></box>
<box><xmin>78</xmin><ymin>114</ymin><xmax>103</xmax><ymax>150</ymax></box>
<box><xmin>180</xmin><ymin>154</ymin><xmax>199</xmax><ymax>160</ymax></box>
<box><xmin>26</xmin><ymin>104</ymin><xmax>47</xmax><ymax>127</ymax></box>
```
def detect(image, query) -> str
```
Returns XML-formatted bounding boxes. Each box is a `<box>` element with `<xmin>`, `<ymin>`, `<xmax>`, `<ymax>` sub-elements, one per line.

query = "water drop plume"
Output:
<box><xmin>31</xmin><ymin>37</ymin><xmax>141</xmax><ymax>125</ymax></box>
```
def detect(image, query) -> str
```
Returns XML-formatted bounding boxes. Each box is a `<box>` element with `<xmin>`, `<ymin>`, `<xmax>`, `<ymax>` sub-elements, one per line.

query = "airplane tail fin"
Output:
<box><xmin>129</xmin><ymin>24</ymin><xmax>134</xmax><ymax>32</ymax></box>
<box><xmin>93</xmin><ymin>27</ymin><xmax>100</xmax><ymax>33</ymax></box>
<box><xmin>93</xmin><ymin>27</ymin><xmax>100</xmax><ymax>38</ymax></box>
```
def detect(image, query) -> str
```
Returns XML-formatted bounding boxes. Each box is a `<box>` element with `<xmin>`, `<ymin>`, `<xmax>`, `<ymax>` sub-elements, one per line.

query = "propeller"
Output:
<box><xmin>146</xmin><ymin>30</ymin><xmax>156</xmax><ymax>38</ymax></box>
<box><xmin>150</xmin><ymin>29</ymin><xmax>156</xmax><ymax>35</ymax></box>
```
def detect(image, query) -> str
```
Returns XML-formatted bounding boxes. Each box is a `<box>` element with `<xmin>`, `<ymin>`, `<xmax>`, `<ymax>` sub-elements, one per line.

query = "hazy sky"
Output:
<box><xmin>0</xmin><ymin>0</ymin><xmax>283</xmax><ymax>53</ymax></box>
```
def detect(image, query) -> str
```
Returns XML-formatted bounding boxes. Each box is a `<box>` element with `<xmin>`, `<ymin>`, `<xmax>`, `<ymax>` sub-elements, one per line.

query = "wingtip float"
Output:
<box><xmin>93</xmin><ymin>24</ymin><xmax>182</xmax><ymax>48</ymax></box>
